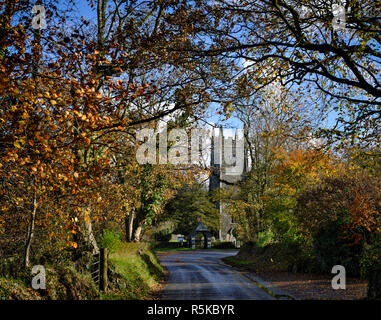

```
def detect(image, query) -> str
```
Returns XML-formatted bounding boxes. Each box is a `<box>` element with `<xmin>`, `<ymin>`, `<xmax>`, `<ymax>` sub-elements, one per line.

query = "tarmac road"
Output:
<box><xmin>157</xmin><ymin>250</ymin><xmax>274</xmax><ymax>300</ymax></box>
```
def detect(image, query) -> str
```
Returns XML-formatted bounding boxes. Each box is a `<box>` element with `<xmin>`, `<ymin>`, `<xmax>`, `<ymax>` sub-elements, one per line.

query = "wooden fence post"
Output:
<box><xmin>99</xmin><ymin>248</ymin><xmax>108</xmax><ymax>291</ymax></box>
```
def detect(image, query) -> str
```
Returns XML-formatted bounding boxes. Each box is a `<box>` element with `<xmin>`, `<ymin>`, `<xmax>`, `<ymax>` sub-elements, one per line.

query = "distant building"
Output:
<box><xmin>209</xmin><ymin>127</ymin><xmax>248</xmax><ymax>241</ymax></box>
<box><xmin>188</xmin><ymin>220</ymin><xmax>212</xmax><ymax>249</ymax></box>
<box><xmin>170</xmin><ymin>234</ymin><xmax>185</xmax><ymax>242</ymax></box>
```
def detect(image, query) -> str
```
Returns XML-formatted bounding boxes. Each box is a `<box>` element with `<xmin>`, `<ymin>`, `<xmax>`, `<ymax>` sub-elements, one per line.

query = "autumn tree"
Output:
<box><xmin>223</xmin><ymin>83</ymin><xmax>317</xmax><ymax>242</ymax></box>
<box><xmin>162</xmin><ymin>182</ymin><xmax>220</xmax><ymax>236</ymax></box>
<box><xmin>0</xmin><ymin>0</ymin><xmax>217</xmax><ymax>266</ymax></box>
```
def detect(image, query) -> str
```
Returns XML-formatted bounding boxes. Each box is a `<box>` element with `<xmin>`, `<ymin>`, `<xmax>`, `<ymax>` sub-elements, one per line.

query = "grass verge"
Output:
<box><xmin>102</xmin><ymin>242</ymin><xmax>164</xmax><ymax>300</ymax></box>
<box><xmin>0</xmin><ymin>242</ymin><xmax>164</xmax><ymax>300</ymax></box>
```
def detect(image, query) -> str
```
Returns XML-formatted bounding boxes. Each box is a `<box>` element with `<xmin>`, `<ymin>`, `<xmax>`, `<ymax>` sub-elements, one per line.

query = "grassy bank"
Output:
<box><xmin>0</xmin><ymin>242</ymin><xmax>163</xmax><ymax>300</ymax></box>
<box><xmin>0</xmin><ymin>265</ymin><xmax>98</xmax><ymax>300</ymax></box>
<box><xmin>222</xmin><ymin>242</ymin><xmax>316</xmax><ymax>274</ymax></box>
<box><xmin>103</xmin><ymin>242</ymin><xmax>164</xmax><ymax>299</ymax></box>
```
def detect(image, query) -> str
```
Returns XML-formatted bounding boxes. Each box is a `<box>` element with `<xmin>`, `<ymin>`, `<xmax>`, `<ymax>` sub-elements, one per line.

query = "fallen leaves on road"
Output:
<box><xmin>255</xmin><ymin>272</ymin><xmax>368</xmax><ymax>300</ymax></box>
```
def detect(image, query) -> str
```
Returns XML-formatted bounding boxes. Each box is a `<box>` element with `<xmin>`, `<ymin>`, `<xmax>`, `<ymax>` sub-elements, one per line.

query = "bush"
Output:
<box><xmin>257</xmin><ymin>229</ymin><xmax>274</xmax><ymax>248</ymax></box>
<box><xmin>313</xmin><ymin>220</ymin><xmax>362</xmax><ymax>276</ymax></box>
<box><xmin>0</xmin><ymin>256</ymin><xmax>24</xmax><ymax>278</ymax></box>
<box><xmin>212</xmin><ymin>241</ymin><xmax>236</xmax><ymax>249</ymax></box>
<box><xmin>367</xmin><ymin>261</ymin><xmax>381</xmax><ymax>299</ymax></box>
<box><xmin>154</xmin><ymin>230</ymin><xmax>172</xmax><ymax>242</ymax></box>
<box><xmin>361</xmin><ymin>240</ymin><xmax>381</xmax><ymax>299</ymax></box>
<box><xmin>359</xmin><ymin>239</ymin><xmax>381</xmax><ymax>277</ymax></box>
<box><xmin>98</xmin><ymin>229</ymin><xmax>122</xmax><ymax>253</ymax></box>
<box><xmin>231</xmin><ymin>241</ymin><xmax>317</xmax><ymax>273</ymax></box>
<box><xmin>151</xmin><ymin>241</ymin><xmax>184</xmax><ymax>249</ymax></box>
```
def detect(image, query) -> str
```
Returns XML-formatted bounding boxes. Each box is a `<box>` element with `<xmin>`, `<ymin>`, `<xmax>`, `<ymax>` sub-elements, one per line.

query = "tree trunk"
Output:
<box><xmin>83</xmin><ymin>209</ymin><xmax>99</xmax><ymax>253</ymax></box>
<box><xmin>97</xmin><ymin>0</ymin><xmax>107</xmax><ymax>52</ymax></box>
<box><xmin>134</xmin><ymin>224</ymin><xmax>142</xmax><ymax>242</ymax></box>
<box><xmin>126</xmin><ymin>210</ymin><xmax>135</xmax><ymax>242</ymax></box>
<box><xmin>31</xmin><ymin>0</ymin><xmax>42</xmax><ymax>80</ymax></box>
<box><xmin>24</xmin><ymin>195</ymin><xmax>38</xmax><ymax>268</ymax></box>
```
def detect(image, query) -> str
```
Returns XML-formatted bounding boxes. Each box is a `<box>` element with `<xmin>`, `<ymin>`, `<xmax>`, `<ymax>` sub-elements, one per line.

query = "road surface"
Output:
<box><xmin>157</xmin><ymin>250</ymin><xmax>274</xmax><ymax>300</ymax></box>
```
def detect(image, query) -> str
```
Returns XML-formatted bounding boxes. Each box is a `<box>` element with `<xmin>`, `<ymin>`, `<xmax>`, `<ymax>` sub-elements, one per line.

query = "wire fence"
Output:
<box><xmin>91</xmin><ymin>251</ymin><xmax>100</xmax><ymax>288</ymax></box>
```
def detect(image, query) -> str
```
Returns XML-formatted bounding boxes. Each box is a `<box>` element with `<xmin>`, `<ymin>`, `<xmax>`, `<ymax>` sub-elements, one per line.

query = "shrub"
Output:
<box><xmin>256</xmin><ymin>229</ymin><xmax>274</xmax><ymax>248</ymax></box>
<box><xmin>313</xmin><ymin>220</ymin><xmax>362</xmax><ymax>276</ymax></box>
<box><xmin>359</xmin><ymin>239</ymin><xmax>381</xmax><ymax>278</ymax></box>
<box><xmin>0</xmin><ymin>256</ymin><xmax>24</xmax><ymax>278</ymax></box>
<box><xmin>212</xmin><ymin>241</ymin><xmax>236</xmax><ymax>249</ymax></box>
<box><xmin>154</xmin><ymin>230</ymin><xmax>172</xmax><ymax>242</ymax></box>
<box><xmin>232</xmin><ymin>241</ymin><xmax>317</xmax><ymax>273</ymax></box>
<box><xmin>367</xmin><ymin>261</ymin><xmax>381</xmax><ymax>299</ymax></box>
<box><xmin>151</xmin><ymin>241</ymin><xmax>184</xmax><ymax>249</ymax></box>
<box><xmin>98</xmin><ymin>229</ymin><xmax>122</xmax><ymax>253</ymax></box>
<box><xmin>361</xmin><ymin>241</ymin><xmax>381</xmax><ymax>299</ymax></box>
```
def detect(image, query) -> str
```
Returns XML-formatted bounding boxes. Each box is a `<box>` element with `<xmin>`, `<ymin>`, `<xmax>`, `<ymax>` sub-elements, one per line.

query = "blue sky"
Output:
<box><xmin>71</xmin><ymin>0</ymin><xmax>96</xmax><ymax>21</ymax></box>
<box><xmin>60</xmin><ymin>0</ymin><xmax>340</xmax><ymax>133</ymax></box>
